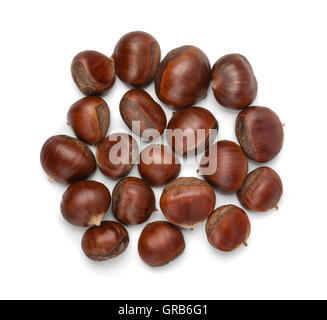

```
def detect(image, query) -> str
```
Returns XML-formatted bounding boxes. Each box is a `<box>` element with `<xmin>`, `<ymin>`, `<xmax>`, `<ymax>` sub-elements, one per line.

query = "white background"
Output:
<box><xmin>0</xmin><ymin>0</ymin><xmax>326</xmax><ymax>300</ymax></box>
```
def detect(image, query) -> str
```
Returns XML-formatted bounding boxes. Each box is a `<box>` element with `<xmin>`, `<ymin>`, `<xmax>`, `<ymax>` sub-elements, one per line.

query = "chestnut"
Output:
<box><xmin>155</xmin><ymin>45</ymin><xmax>210</xmax><ymax>108</ymax></box>
<box><xmin>71</xmin><ymin>50</ymin><xmax>115</xmax><ymax>95</ymax></box>
<box><xmin>235</xmin><ymin>106</ymin><xmax>284</xmax><ymax>163</ymax></box>
<box><xmin>199</xmin><ymin>140</ymin><xmax>248</xmax><ymax>193</ymax></box>
<box><xmin>237</xmin><ymin>167</ymin><xmax>283</xmax><ymax>212</ymax></box>
<box><xmin>211</xmin><ymin>54</ymin><xmax>257</xmax><ymax>110</ymax></box>
<box><xmin>113</xmin><ymin>31</ymin><xmax>161</xmax><ymax>87</ymax></box>
<box><xmin>166</xmin><ymin>106</ymin><xmax>218</xmax><ymax>156</ymax></box>
<box><xmin>96</xmin><ymin>133</ymin><xmax>139</xmax><ymax>179</ymax></box>
<box><xmin>138</xmin><ymin>221</ymin><xmax>185</xmax><ymax>267</ymax></box>
<box><xmin>60</xmin><ymin>180</ymin><xmax>111</xmax><ymax>227</ymax></box>
<box><xmin>112</xmin><ymin>177</ymin><xmax>156</xmax><ymax>225</ymax></box>
<box><xmin>206</xmin><ymin>205</ymin><xmax>251</xmax><ymax>252</ymax></box>
<box><xmin>160</xmin><ymin>177</ymin><xmax>216</xmax><ymax>229</ymax></box>
<box><xmin>120</xmin><ymin>89</ymin><xmax>167</xmax><ymax>141</ymax></box>
<box><xmin>82</xmin><ymin>221</ymin><xmax>129</xmax><ymax>261</ymax></box>
<box><xmin>67</xmin><ymin>96</ymin><xmax>110</xmax><ymax>145</ymax></box>
<box><xmin>138</xmin><ymin>144</ymin><xmax>181</xmax><ymax>186</ymax></box>
<box><xmin>40</xmin><ymin>135</ymin><xmax>96</xmax><ymax>184</ymax></box>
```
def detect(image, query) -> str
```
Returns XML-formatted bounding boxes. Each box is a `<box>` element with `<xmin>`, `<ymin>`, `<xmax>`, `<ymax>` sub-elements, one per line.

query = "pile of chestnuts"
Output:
<box><xmin>40</xmin><ymin>31</ymin><xmax>284</xmax><ymax>267</ymax></box>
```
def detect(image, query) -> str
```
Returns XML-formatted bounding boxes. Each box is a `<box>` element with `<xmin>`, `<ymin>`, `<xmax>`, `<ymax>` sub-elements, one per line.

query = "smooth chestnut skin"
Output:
<box><xmin>68</xmin><ymin>96</ymin><xmax>110</xmax><ymax>145</ymax></box>
<box><xmin>160</xmin><ymin>177</ymin><xmax>216</xmax><ymax>229</ymax></box>
<box><xmin>211</xmin><ymin>54</ymin><xmax>257</xmax><ymax>110</ymax></box>
<box><xmin>71</xmin><ymin>50</ymin><xmax>115</xmax><ymax>95</ymax></box>
<box><xmin>112</xmin><ymin>177</ymin><xmax>156</xmax><ymax>225</ymax></box>
<box><xmin>199</xmin><ymin>140</ymin><xmax>248</xmax><ymax>193</ymax></box>
<box><xmin>155</xmin><ymin>45</ymin><xmax>210</xmax><ymax>108</ymax></box>
<box><xmin>138</xmin><ymin>221</ymin><xmax>185</xmax><ymax>267</ymax></box>
<box><xmin>96</xmin><ymin>133</ymin><xmax>139</xmax><ymax>179</ymax></box>
<box><xmin>120</xmin><ymin>89</ymin><xmax>167</xmax><ymax>141</ymax></box>
<box><xmin>237</xmin><ymin>167</ymin><xmax>283</xmax><ymax>212</ymax></box>
<box><xmin>113</xmin><ymin>31</ymin><xmax>161</xmax><ymax>87</ymax></box>
<box><xmin>236</xmin><ymin>106</ymin><xmax>284</xmax><ymax>163</ymax></box>
<box><xmin>82</xmin><ymin>221</ymin><xmax>129</xmax><ymax>261</ymax></box>
<box><xmin>206</xmin><ymin>205</ymin><xmax>251</xmax><ymax>252</ymax></box>
<box><xmin>61</xmin><ymin>180</ymin><xmax>111</xmax><ymax>227</ymax></box>
<box><xmin>40</xmin><ymin>135</ymin><xmax>96</xmax><ymax>184</ymax></box>
<box><xmin>138</xmin><ymin>144</ymin><xmax>181</xmax><ymax>186</ymax></box>
<box><xmin>166</xmin><ymin>106</ymin><xmax>218</xmax><ymax>156</ymax></box>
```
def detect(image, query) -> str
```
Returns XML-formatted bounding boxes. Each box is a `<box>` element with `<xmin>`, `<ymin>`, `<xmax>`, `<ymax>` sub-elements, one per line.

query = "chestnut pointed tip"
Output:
<box><xmin>47</xmin><ymin>175</ymin><xmax>55</xmax><ymax>183</ymax></box>
<box><xmin>282</xmin><ymin>123</ymin><xmax>286</xmax><ymax>127</ymax></box>
<box><xmin>88</xmin><ymin>214</ymin><xmax>104</xmax><ymax>227</ymax></box>
<box><xmin>243</xmin><ymin>241</ymin><xmax>248</xmax><ymax>247</ymax></box>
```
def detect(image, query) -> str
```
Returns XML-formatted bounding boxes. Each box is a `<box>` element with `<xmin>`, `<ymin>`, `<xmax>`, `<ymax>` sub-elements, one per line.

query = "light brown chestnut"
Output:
<box><xmin>40</xmin><ymin>135</ymin><xmax>96</xmax><ymax>184</ymax></box>
<box><xmin>71</xmin><ymin>50</ymin><xmax>115</xmax><ymax>95</ymax></box>
<box><xmin>67</xmin><ymin>96</ymin><xmax>110</xmax><ymax>145</ymax></box>
<box><xmin>211</xmin><ymin>54</ymin><xmax>257</xmax><ymax>110</ymax></box>
<box><xmin>166</xmin><ymin>106</ymin><xmax>218</xmax><ymax>156</ymax></box>
<box><xmin>120</xmin><ymin>89</ymin><xmax>167</xmax><ymax>141</ymax></box>
<box><xmin>237</xmin><ymin>167</ymin><xmax>283</xmax><ymax>212</ymax></box>
<box><xmin>155</xmin><ymin>46</ymin><xmax>210</xmax><ymax>108</ymax></box>
<box><xmin>236</xmin><ymin>106</ymin><xmax>284</xmax><ymax>163</ymax></box>
<box><xmin>82</xmin><ymin>221</ymin><xmax>129</xmax><ymax>261</ymax></box>
<box><xmin>206</xmin><ymin>205</ymin><xmax>251</xmax><ymax>252</ymax></box>
<box><xmin>199</xmin><ymin>140</ymin><xmax>248</xmax><ymax>193</ymax></box>
<box><xmin>138</xmin><ymin>144</ymin><xmax>181</xmax><ymax>186</ymax></box>
<box><xmin>112</xmin><ymin>177</ymin><xmax>156</xmax><ymax>225</ymax></box>
<box><xmin>113</xmin><ymin>31</ymin><xmax>161</xmax><ymax>87</ymax></box>
<box><xmin>96</xmin><ymin>133</ymin><xmax>139</xmax><ymax>179</ymax></box>
<box><xmin>61</xmin><ymin>180</ymin><xmax>111</xmax><ymax>227</ymax></box>
<box><xmin>160</xmin><ymin>177</ymin><xmax>216</xmax><ymax>229</ymax></box>
<box><xmin>138</xmin><ymin>221</ymin><xmax>185</xmax><ymax>267</ymax></box>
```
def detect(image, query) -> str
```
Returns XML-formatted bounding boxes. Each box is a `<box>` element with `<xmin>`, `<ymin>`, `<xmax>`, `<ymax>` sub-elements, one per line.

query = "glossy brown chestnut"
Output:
<box><xmin>199</xmin><ymin>140</ymin><xmax>248</xmax><ymax>193</ymax></box>
<box><xmin>113</xmin><ymin>31</ymin><xmax>161</xmax><ymax>87</ymax></box>
<box><xmin>112</xmin><ymin>177</ymin><xmax>156</xmax><ymax>225</ymax></box>
<box><xmin>166</xmin><ymin>106</ymin><xmax>218</xmax><ymax>156</ymax></box>
<box><xmin>236</xmin><ymin>106</ymin><xmax>284</xmax><ymax>163</ymax></box>
<box><xmin>138</xmin><ymin>144</ymin><xmax>181</xmax><ymax>186</ymax></box>
<box><xmin>61</xmin><ymin>180</ymin><xmax>111</xmax><ymax>227</ymax></box>
<box><xmin>155</xmin><ymin>46</ymin><xmax>210</xmax><ymax>108</ymax></box>
<box><xmin>160</xmin><ymin>177</ymin><xmax>216</xmax><ymax>229</ymax></box>
<box><xmin>40</xmin><ymin>135</ymin><xmax>96</xmax><ymax>184</ymax></box>
<box><xmin>206</xmin><ymin>205</ymin><xmax>251</xmax><ymax>252</ymax></box>
<box><xmin>71</xmin><ymin>50</ymin><xmax>115</xmax><ymax>95</ymax></box>
<box><xmin>237</xmin><ymin>167</ymin><xmax>283</xmax><ymax>212</ymax></box>
<box><xmin>120</xmin><ymin>89</ymin><xmax>167</xmax><ymax>141</ymax></box>
<box><xmin>211</xmin><ymin>54</ymin><xmax>257</xmax><ymax>110</ymax></box>
<box><xmin>82</xmin><ymin>221</ymin><xmax>129</xmax><ymax>261</ymax></box>
<box><xmin>96</xmin><ymin>133</ymin><xmax>139</xmax><ymax>179</ymax></box>
<box><xmin>138</xmin><ymin>221</ymin><xmax>185</xmax><ymax>267</ymax></box>
<box><xmin>67</xmin><ymin>96</ymin><xmax>110</xmax><ymax>145</ymax></box>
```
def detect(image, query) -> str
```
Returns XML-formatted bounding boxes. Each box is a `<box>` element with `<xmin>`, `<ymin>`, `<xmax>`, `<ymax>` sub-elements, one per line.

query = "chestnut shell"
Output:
<box><xmin>138</xmin><ymin>221</ymin><xmax>185</xmax><ymax>267</ymax></box>
<box><xmin>211</xmin><ymin>54</ymin><xmax>257</xmax><ymax>110</ymax></box>
<box><xmin>40</xmin><ymin>135</ymin><xmax>96</xmax><ymax>184</ymax></box>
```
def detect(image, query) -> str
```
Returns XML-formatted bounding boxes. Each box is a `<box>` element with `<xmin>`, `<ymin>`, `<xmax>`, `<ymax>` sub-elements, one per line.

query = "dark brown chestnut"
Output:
<box><xmin>155</xmin><ymin>46</ymin><xmax>210</xmax><ymax>108</ymax></box>
<box><xmin>113</xmin><ymin>31</ymin><xmax>161</xmax><ymax>87</ymax></box>
<box><xmin>71</xmin><ymin>50</ymin><xmax>115</xmax><ymax>95</ymax></box>
<box><xmin>67</xmin><ymin>96</ymin><xmax>110</xmax><ymax>145</ymax></box>
<box><xmin>236</xmin><ymin>106</ymin><xmax>284</xmax><ymax>163</ymax></box>
<box><xmin>206</xmin><ymin>205</ymin><xmax>251</xmax><ymax>252</ymax></box>
<box><xmin>120</xmin><ymin>89</ymin><xmax>167</xmax><ymax>141</ymax></box>
<box><xmin>60</xmin><ymin>180</ymin><xmax>111</xmax><ymax>227</ymax></box>
<box><xmin>166</xmin><ymin>106</ymin><xmax>218</xmax><ymax>156</ymax></box>
<box><xmin>237</xmin><ymin>167</ymin><xmax>283</xmax><ymax>212</ymax></box>
<box><xmin>112</xmin><ymin>177</ymin><xmax>156</xmax><ymax>225</ymax></box>
<box><xmin>40</xmin><ymin>135</ymin><xmax>96</xmax><ymax>184</ymax></box>
<box><xmin>138</xmin><ymin>144</ymin><xmax>181</xmax><ymax>186</ymax></box>
<box><xmin>211</xmin><ymin>54</ymin><xmax>257</xmax><ymax>110</ymax></box>
<box><xmin>138</xmin><ymin>221</ymin><xmax>185</xmax><ymax>267</ymax></box>
<box><xmin>96</xmin><ymin>133</ymin><xmax>139</xmax><ymax>179</ymax></box>
<box><xmin>160</xmin><ymin>177</ymin><xmax>216</xmax><ymax>229</ymax></box>
<box><xmin>199</xmin><ymin>140</ymin><xmax>248</xmax><ymax>193</ymax></box>
<box><xmin>82</xmin><ymin>221</ymin><xmax>129</xmax><ymax>261</ymax></box>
